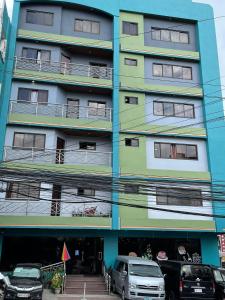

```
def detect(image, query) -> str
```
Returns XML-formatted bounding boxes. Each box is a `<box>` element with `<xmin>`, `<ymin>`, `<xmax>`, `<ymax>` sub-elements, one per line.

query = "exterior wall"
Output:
<box><xmin>146</xmin><ymin>137</ymin><xmax>208</xmax><ymax>172</ymax></box>
<box><xmin>144</xmin><ymin>57</ymin><xmax>200</xmax><ymax>87</ymax></box>
<box><xmin>145</xmin><ymin>95</ymin><xmax>204</xmax><ymax>128</ymax></box>
<box><xmin>144</xmin><ymin>17</ymin><xmax>197</xmax><ymax>51</ymax></box>
<box><xmin>19</xmin><ymin>4</ymin><xmax>113</xmax><ymax>41</ymax></box>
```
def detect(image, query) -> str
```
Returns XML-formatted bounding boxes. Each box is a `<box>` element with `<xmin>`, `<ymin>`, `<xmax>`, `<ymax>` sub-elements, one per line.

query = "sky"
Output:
<box><xmin>4</xmin><ymin>0</ymin><xmax>225</xmax><ymax>96</ymax></box>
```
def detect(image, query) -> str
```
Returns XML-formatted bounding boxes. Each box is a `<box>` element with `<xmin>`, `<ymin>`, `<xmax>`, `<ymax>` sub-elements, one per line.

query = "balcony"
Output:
<box><xmin>4</xmin><ymin>147</ymin><xmax>112</xmax><ymax>167</ymax></box>
<box><xmin>0</xmin><ymin>199</ymin><xmax>111</xmax><ymax>218</ymax></box>
<box><xmin>13</xmin><ymin>57</ymin><xmax>113</xmax><ymax>89</ymax></box>
<box><xmin>9</xmin><ymin>101</ymin><xmax>112</xmax><ymax>122</ymax></box>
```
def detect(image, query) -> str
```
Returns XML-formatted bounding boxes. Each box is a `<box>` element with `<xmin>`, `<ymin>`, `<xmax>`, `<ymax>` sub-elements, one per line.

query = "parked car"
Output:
<box><xmin>4</xmin><ymin>263</ymin><xmax>43</xmax><ymax>300</ymax></box>
<box><xmin>112</xmin><ymin>256</ymin><xmax>165</xmax><ymax>300</ymax></box>
<box><xmin>211</xmin><ymin>267</ymin><xmax>225</xmax><ymax>300</ymax></box>
<box><xmin>159</xmin><ymin>260</ymin><xmax>215</xmax><ymax>300</ymax></box>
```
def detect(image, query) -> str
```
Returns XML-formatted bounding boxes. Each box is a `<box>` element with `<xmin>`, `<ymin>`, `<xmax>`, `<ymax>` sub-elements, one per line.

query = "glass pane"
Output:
<box><xmin>79</xmin><ymin>142</ymin><xmax>96</xmax><ymax>150</ymax></box>
<box><xmin>160</xmin><ymin>143</ymin><xmax>171</xmax><ymax>158</ymax></box>
<box><xmin>125</xmin><ymin>97</ymin><xmax>138</xmax><ymax>104</ymax></box>
<box><xmin>175</xmin><ymin>144</ymin><xmax>187</xmax><ymax>159</ymax></box>
<box><xmin>75</xmin><ymin>19</ymin><xmax>83</xmax><ymax>31</ymax></box>
<box><xmin>23</xmin><ymin>48</ymin><xmax>37</xmax><ymax>59</ymax></box>
<box><xmin>153</xmin><ymin>64</ymin><xmax>163</xmax><ymax>77</ymax></box>
<box><xmin>37</xmin><ymin>90</ymin><xmax>48</xmax><ymax>103</ymax></box>
<box><xmin>186</xmin><ymin>145</ymin><xmax>197</xmax><ymax>159</ymax></box>
<box><xmin>184</xmin><ymin>104</ymin><xmax>194</xmax><ymax>118</ymax></box>
<box><xmin>41</xmin><ymin>50</ymin><xmax>50</xmax><ymax>62</ymax></box>
<box><xmin>125</xmin><ymin>58</ymin><xmax>137</xmax><ymax>66</ymax></box>
<box><xmin>152</xmin><ymin>28</ymin><xmax>161</xmax><ymax>40</ymax></box>
<box><xmin>174</xmin><ymin>103</ymin><xmax>185</xmax><ymax>117</ymax></box>
<box><xmin>183</xmin><ymin>67</ymin><xmax>192</xmax><ymax>80</ymax></box>
<box><xmin>131</xmin><ymin>139</ymin><xmax>139</xmax><ymax>147</ymax></box>
<box><xmin>122</xmin><ymin>22</ymin><xmax>129</xmax><ymax>34</ymax></box>
<box><xmin>26</xmin><ymin>11</ymin><xmax>37</xmax><ymax>24</ymax></box>
<box><xmin>180</xmin><ymin>32</ymin><xmax>189</xmax><ymax>44</ymax></box>
<box><xmin>92</xmin><ymin>21</ymin><xmax>100</xmax><ymax>34</ymax></box>
<box><xmin>18</xmin><ymin>88</ymin><xmax>31</xmax><ymax>102</ymax></box>
<box><xmin>164</xmin><ymin>102</ymin><xmax>174</xmax><ymax>116</ymax></box>
<box><xmin>154</xmin><ymin>143</ymin><xmax>161</xmax><ymax>158</ymax></box>
<box><xmin>13</xmin><ymin>133</ymin><xmax>24</xmax><ymax>148</ymax></box>
<box><xmin>24</xmin><ymin>134</ymin><xmax>34</xmax><ymax>149</ymax></box>
<box><xmin>154</xmin><ymin>102</ymin><xmax>163</xmax><ymax>116</ymax></box>
<box><xmin>130</xmin><ymin>23</ymin><xmax>138</xmax><ymax>35</ymax></box>
<box><xmin>18</xmin><ymin>183</ymin><xmax>29</xmax><ymax>198</ymax></box>
<box><xmin>161</xmin><ymin>29</ymin><xmax>170</xmax><ymax>41</ymax></box>
<box><xmin>83</xmin><ymin>20</ymin><xmax>91</xmax><ymax>33</ymax></box>
<box><xmin>171</xmin><ymin>31</ymin><xmax>180</xmax><ymax>43</ymax></box>
<box><xmin>173</xmin><ymin>66</ymin><xmax>183</xmax><ymax>79</ymax></box>
<box><xmin>44</xmin><ymin>13</ymin><xmax>53</xmax><ymax>26</ymax></box>
<box><xmin>156</xmin><ymin>188</ymin><xmax>168</xmax><ymax>204</ymax></box>
<box><xmin>34</xmin><ymin>135</ymin><xmax>45</xmax><ymax>149</ymax></box>
<box><xmin>163</xmin><ymin>65</ymin><xmax>173</xmax><ymax>77</ymax></box>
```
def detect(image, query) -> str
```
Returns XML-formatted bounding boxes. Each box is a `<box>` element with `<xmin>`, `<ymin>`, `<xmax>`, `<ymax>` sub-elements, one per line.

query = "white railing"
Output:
<box><xmin>14</xmin><ymin>56</ymin><xmax>113</xmax><ymax>80</ymax></box>
<box><xmin>3</xmin><ymin>146</ymin><xmax>112</xmax><ymax>166</ymax></box>
<box><xmin>9</xmin><ymin>101</ymin><xmax>112</xmax><ymax>121</ymax></box>
<box><xmin>0</xmin><ymin>199</ymin><xmax>112</xmax><ymax>218</ymax></box>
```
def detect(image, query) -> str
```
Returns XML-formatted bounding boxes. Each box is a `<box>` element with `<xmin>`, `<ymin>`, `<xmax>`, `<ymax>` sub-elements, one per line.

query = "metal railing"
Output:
<box><xmin>9</xmin><ymin>101</ymin><xmax>112</xmax><ymax>121</ymax></box>
<box><xmin>102</xmin><ymin>261</ymin><xmax>111</xmax><ymax>295</ymax></box>
<box><xmin>41</xmin><ymin>261</ymin><xmax>66</xmax><ymax>292</ymax></box>
<box><xmin>14</xmin><ymin>56</ymin><xmax>113</xmax><ymax>80</ymax></box>
<box><xmin>3</xmin><ymin>146</ymin><xmax>112</xmax><ymax>166</ymax></box>
<box><xmin>0</xmin><ymin>199</ymin><xmax>112</xmax><ymax>218</ymax></box>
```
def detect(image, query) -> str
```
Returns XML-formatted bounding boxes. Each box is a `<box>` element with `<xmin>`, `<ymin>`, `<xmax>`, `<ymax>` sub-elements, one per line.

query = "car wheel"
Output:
<box><xmin>168</xmin><ymin>291</ymin><xmax>176</xmax><ymax>300</ymax></box>
<box><xmin>112</xmin><ymin>281</ymin><xmax>116</xmax><ymax>293</ymax></box>
<box><xmin>121</xmin><ymin>288</ymin><xmax>126</xmax><ymax>300</ymax></box>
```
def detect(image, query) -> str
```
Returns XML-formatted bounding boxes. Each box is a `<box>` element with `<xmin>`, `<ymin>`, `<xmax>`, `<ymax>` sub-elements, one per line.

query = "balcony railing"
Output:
<box><xmin>9</xmin><ymin>101</ymin><xmax>112</xmax><ymax>121</ymax></box>
<box><xmin>4</xmin><ymin>147</ymin><xmax>112</xmax><ymax>167</ymax></box>
<box><xmin>0</xmin><ymin>199</ymin><xmax>111</xmax><ymax>218</ymax></box>
<box><xmin>14</xmin><ymin>57</ymin><xmax>113</xmax><ymax>80</ymax></box>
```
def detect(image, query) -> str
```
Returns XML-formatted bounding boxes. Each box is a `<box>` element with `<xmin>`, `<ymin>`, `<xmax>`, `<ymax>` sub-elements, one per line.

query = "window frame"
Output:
<box><xmin>17</xmin><ymin>88</ymin><xmax>48</xmax><ymax>104</ymax></box>
<box><xmin>153</xmin><ymin>101</ymin><xmax>195</xmax><ymax>119</ymax></box>
<box><xmin>13</xmin><ymin>132</ymin><xmax>46</xmax><ymax>150</ymax></box>
<box><xmin>125</xmin><ymin>138</ymin><xmax>139</xmax><ymax>147</ymax></box>
<box><xmin>122</xmin><ymin>21</ymin><xmax>138</xmax><ymax>36</ymax></box>
<box><xmin>88</xmin><ymin>101</ymin><xmax>106</xmax><ymax>117</ymax></box>
<box><xmin>5</xmin><ymin>182</ymin><xmax>41</xmax><ymax>200</ymax></box>
<box><xmin>124</xmin><ymin>58</ymin><xmax>138</xmax><ymax>66</ymax></box>
<box><xmin>26</xmin><ymin>9</ymin><xmax>54</xmax><ymax>26</ymax></box>
<box><xmin>74</xmin><ymin>18</ymin><xmax>100</xmax><ymax>34</ymax></box>
<box><xmin>125</xmin><ymin>96</ymin><xmax>139</xmax><ymax>105</ymax></box>
<box><xmin>152</xmin><ymin>63</ymin><xmax>192</xmax><ymax>80</ymax></box>
<box><xmin>154</xmin><ymin>142</ymin><xmax>198</xmax><ymax>160</ymax></box>
<box><xmin>77</xmin><ymin>187</ymin><xmax>95</xmax><ymax>197</ymax></box>
<box><xmin>156</xmin><ymin>187</ymin><xmax>202</xmax><ymax>207</ymax></box>
<box><xmin>151</xmin><ymin>27</ymin><xmax>190</xmax><ymax>44</ymax></box>
<box><xmin>79</xmin><ymin>141</ymin><xmax>97</xmax><ymax>151</ymax></box>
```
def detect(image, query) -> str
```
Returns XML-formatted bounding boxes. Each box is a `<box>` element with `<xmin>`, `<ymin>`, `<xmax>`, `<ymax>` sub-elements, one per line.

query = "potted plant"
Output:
<box><xmin>51</xmin><ymin>272</ymin><xmax>63</xmax><ymax>294</ymax></box>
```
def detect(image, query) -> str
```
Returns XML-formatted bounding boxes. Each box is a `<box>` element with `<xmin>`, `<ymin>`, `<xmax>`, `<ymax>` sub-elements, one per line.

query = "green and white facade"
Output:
<box><xmin>0</xmin><ymin>0</ymin><xmax>225</xmax><ymax>270</ymax></box>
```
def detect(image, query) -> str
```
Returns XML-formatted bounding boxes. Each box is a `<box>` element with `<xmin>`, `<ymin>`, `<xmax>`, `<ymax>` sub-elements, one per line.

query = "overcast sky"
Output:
<box><xmin>5</xmin><ymin>0</ymin><xmax>225</xmax><ymax>95</ymax></box>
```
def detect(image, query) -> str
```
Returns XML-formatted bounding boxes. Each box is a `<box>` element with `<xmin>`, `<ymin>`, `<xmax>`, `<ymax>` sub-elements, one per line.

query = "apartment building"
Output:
<box><xmin>0</xmin><ymin>0</ymin><xmax>224</xmax><ymax>272</ymax></box>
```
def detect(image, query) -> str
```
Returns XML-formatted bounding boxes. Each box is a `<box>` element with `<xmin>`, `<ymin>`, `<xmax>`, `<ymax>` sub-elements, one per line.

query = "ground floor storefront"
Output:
<box><xmin>0</xmin><ymin>229</ymin><xmax>220</xmax><ymax>272</ymax></box>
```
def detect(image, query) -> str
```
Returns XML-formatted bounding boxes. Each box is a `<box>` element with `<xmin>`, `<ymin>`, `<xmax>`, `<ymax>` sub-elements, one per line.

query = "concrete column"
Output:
<box><xmin>201</xmin><ymin>234</ymin><xmax>220</xmax><ymax>266</ymax></box>
<box><xmin>104</xmin><ymin>232</ymin><xmax>118</xmax><ymax>269</ymax></box>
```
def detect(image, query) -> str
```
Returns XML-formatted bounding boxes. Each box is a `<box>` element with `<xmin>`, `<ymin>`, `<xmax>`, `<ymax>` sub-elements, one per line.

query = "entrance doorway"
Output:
<box><xmin>55</xmin><ymin>137</ymin><xmax>65</xmax><ymax>164</ymax></box>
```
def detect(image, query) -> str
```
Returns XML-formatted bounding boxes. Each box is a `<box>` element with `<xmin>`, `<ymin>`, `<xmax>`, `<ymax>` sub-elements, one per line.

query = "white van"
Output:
<box><xmin>112</xmin><ymin>256</ymin><xmax>165</xmax><ymax>300</ymax></box>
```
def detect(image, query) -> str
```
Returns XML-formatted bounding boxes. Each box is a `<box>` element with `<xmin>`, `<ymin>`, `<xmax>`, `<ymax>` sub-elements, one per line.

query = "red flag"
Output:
<box><xmin>61</xmin><ymin>242</ymin><xmax>71</xmax><ymax>262</ymax></box>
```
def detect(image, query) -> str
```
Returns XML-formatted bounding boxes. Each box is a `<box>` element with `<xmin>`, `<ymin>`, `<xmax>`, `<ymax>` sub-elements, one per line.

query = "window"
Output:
<box><xmin>122</xmin><ymin>21</ymin><xmax>138</xmax><ymax>36</ymax></box>
<box><xmin>152</xmin><ymin>64</ymin><xmax>192</xmax><ymax>80</ymax></box>
<box><xmin>6</xmin><ymin>182</ymin><xmax>41</xmax><ymax>200</ymax></box>
<box><xmin>156</xmin><ymin>188</ymin><xmax>202</xmax><ymax>206</ymax></box>
<box><xmin>151</xmin><ymin>27</ymin><xmax>189</xmax><ymax>44</ymax></box>
<box><xmin>77</xmin><ymin>188</ymin><xmax>95</xmax><ymax>197</ymax></box>
<box><xmin>154</xmin><ymin>142</ymin><xmax>198</xmax><ymax>160</ymax></box>
<box><xmin>88</xmin><ymin>101</ymin><xmax>106</xmax><ymax>117</ymax></box>
<box><xmin>124</xmin><ymin>184</ymin><xmax>139</xmax><ymax>194</ymax></box>
<box><xmin>13</xmin><ymin>133</ymin><xmax>45</xmax><ymax>150</ymax></box>
<box><xmin>22</xmin><ymin>48</ymin><xmax>51</xmax><ymax>62</ymax></box>
<box><xmin>79</xmin><ymin>142</ymin><xmax>96</xmax><ymax>151</ymax></box>
<box><xmin>17</xmin><ymin>88</ymin><xmax>48</xmax><ymax>104</ymax></box>
<box><xmin>153</xmin><ymin>101</ymin><xmax>194</xmax><ymax>118</ymax></box>
<box><xmin>125</xmin><ymin>138</ymin><xmax>139</xmax><ymax>147</ymax></box>
<box><xmin>26</xmin><ymin>10</ymin><xmax>53</xmax><ymax>26</ymax></box>
<box><xmin>124</xmin><ymin>58</ymin><xmax>137</xmax><ymax>66</ymax></box>
<box><xmin>125</xmin><ymin>96</ymin><xmax>138</xmax><ymax>105</ymax></box>
<box><xmin>75</xmin><ymin>19</ymin><xmax>100</xmax><ymax>34</ymax></box>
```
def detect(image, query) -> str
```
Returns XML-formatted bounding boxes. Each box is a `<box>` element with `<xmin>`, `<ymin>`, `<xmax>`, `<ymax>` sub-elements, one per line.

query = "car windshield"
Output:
<box><xmin>129</xmin><ymin>264</ymin><xmax>163</xmax><ymax>277</ymax></box>
<box><xmin>12</xmin><ymin>267</ymin><xmax>40</xmax><ymax>279</ymax></box>
<box><xmin>181</xmin><ymin>265</ymin><xmax>212</xmax><ymax>281</ymax></box>
<box><xmin>213</xmin><ymin>270</ymin><xmax>224</xmax><ymax>283</ymax></box>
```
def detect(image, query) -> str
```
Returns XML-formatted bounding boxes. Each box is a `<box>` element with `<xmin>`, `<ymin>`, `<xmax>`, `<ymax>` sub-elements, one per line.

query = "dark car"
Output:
<box><xmin>159</xmin><ymin>260</ymin><xmax>215</xmax><ymax>300</ymax></box>
<box><xmin>4</xmin><ymin>263</ymin><xmax>43</xmax><ymax>300</ymax></box>
<box><xmin>211</xmin><ymin>267</ymin><xmax>225</xmax><ymax>300</ymax></box>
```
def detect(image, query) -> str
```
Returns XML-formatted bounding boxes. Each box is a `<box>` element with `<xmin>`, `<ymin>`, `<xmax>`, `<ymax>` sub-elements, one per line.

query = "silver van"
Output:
<box><xmin>112</xmin><ymin>256</ymin><xmax>165</xmax><ymax>300</ymax></box>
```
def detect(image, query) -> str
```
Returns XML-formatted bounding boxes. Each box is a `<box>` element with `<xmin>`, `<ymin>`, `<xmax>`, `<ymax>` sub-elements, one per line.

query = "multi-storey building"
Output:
<box><xmin>0</xmin><ymin>0</ymin><xmax>224</xmax><ymax>273</ymax></box>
